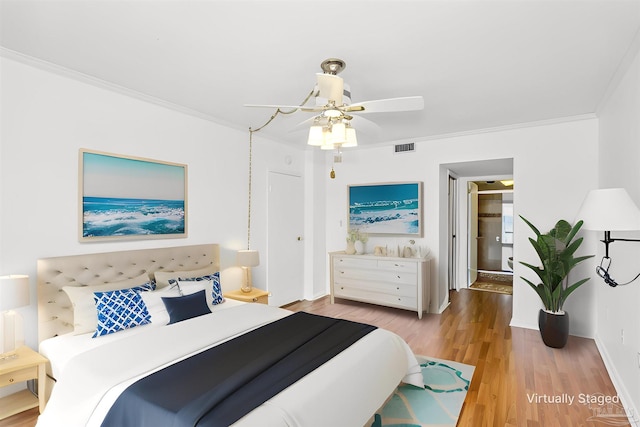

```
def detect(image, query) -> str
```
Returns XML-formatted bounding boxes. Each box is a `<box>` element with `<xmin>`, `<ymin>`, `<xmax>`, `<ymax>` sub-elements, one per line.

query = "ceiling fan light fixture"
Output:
<box><xmin>342</xmin><ymin>125</ymin><xmax>357</xmax><ymax>148</ymax></box>
<box><xmin>307</xmin><ymin>124</ymin><xmax>325</xmax><ymax>146</ymax></box>
<box><xmin>320</xmin><ymin>136</ymin><xmax>335</xmax><ymax>150</ymax></box>
<box><xmin>323</xmin><ymin>108</ymin><xmax>343</xmax><ymax>118</ymax></box>
<box><xmin>331</xmin><ymin>121</ymin><xmax>347</xmax><ymax>145</ymax></box>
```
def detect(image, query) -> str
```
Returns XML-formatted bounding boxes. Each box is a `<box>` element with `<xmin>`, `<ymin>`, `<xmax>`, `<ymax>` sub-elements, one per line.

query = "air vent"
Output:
<box><xmin>394</xmin><ymin>143</ymin><xmax>415</xmax><ymax>154</ymax></box>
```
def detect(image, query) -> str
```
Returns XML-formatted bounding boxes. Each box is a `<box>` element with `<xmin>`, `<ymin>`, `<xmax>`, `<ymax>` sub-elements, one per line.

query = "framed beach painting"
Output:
<box><xmin>348</xmin><ymin>181</ymin><xmax>422</xmax><ymax>236</ymax></box>
<box><xmin>79</xmin><ymin>149</ymin><xmax>187</xmax><ymax>241</ymax></box>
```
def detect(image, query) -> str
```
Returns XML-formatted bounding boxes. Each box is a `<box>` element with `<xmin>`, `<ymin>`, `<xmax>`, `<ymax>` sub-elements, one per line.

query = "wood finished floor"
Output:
<box><xmin>286</xmin><ymin>290</ymin><xmax>628</xmax><ymax>427</ymax></box>
<box><xmin>1</xmin><ymin>289</ymin><xmax>627</xmax><ymax>427</ymax></box>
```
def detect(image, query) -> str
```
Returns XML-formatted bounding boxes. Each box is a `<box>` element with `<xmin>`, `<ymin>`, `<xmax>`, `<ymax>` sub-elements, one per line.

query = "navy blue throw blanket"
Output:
<box><xmin>101</xmin><ymin>312</ymin><xmax>376</xmax><ymax>427</ymax></box>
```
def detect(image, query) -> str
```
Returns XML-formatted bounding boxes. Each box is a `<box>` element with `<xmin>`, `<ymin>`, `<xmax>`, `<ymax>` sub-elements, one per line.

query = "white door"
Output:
<box><xmin>468</xmin><ymin>182</ymin><xmax>478</xmax><ymax>286</ymax></box>
<box><xmin>267</xmin><ymin>171</ymin><xmax>304</xmax><ymax>307</ymax></box>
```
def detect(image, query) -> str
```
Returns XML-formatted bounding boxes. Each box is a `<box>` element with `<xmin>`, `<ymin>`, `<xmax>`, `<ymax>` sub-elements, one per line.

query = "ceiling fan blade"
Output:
<box><xmin>348</xmin><ymin>115</ymin><xmax>381</xmax><ymax>137</ymax></box>
<box><xmin>244</xmin><ymin>104</ymin><xmax>323</xmax><ymax>112</ymax></box>
<box><xmin>316</xmin><ymin>73</ymin><xmax>344</xmax><ymax>104</ymax></box>
<box><xmin>347</xmin><ymin>96</ymin><xmax>424</xmax><ymax>114</ymax></box>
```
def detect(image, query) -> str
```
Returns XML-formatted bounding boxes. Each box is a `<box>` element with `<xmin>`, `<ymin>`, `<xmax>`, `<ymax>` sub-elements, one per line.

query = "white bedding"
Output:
<box><xmin>37</xmin><ymin>303</ymin><xmax>423</xmax><ymax>427</ymax></box>
<box><xmin>39</xmin><ymin>298</ymin><xmax>246</xmax><ymax>380</ymax></box>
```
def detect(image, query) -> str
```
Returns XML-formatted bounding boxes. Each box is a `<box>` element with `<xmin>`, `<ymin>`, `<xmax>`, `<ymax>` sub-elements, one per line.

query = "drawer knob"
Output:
<box><xmin>9</xmin><ymin>378</ymin><xmax>14</xmax><ymax>383</ymax></box>
<box><xmin>252</xmin><ymin>298</ymin><xmax>258</xmax><ymax>302</ymax></box>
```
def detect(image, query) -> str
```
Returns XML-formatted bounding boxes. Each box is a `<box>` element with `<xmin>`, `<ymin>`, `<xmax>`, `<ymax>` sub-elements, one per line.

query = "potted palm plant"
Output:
<box><xmin>519</xmin><ymin>216</ymin><xmax>593</xmax><ymax>348</ymax></box>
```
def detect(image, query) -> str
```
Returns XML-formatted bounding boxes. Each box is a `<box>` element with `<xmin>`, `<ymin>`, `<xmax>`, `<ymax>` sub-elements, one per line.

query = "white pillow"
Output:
<box><xmin>140</xmin><ymin>286</ymin><xmax>180</xmax><ymax>325</ymax></box>
<box><xmin>62</xmin><ymin>273</ymin><xmax>152</xmax><ymax>335</ymax></box>
<box><xmin>154</xmin><ymin>265</ymin><xmax>216</xmax><ymax>288</ymax></box>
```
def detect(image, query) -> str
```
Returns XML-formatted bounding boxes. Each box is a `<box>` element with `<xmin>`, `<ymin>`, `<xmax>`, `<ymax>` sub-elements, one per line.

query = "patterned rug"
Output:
<box><xmin>371</xmin><ymin>356</ymin><xmax>475</xmax><ymax>427</ymax></box>
<box><xmin>469</xmin><ymin>281</ymin><xmax>513</xmax><ymax>295</ymax></box>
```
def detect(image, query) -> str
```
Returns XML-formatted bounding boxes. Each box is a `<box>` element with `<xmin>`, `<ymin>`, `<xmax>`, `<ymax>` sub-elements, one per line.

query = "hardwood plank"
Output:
<box><xmin>6</xmin><ymin>289</ymin><xmax>628</xmax><ymax>427</ymax></box>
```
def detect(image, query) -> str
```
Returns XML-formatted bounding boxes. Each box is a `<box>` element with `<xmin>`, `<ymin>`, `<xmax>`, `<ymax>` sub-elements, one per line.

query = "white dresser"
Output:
<box><xmin>329</xmin><ymin>252</ymin><xmax>431</xmax><ymax>319</ymax></box>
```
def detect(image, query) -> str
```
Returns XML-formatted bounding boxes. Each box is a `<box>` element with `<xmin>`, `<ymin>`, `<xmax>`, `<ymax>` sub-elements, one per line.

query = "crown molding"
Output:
<box><xmin>0</xmin><ymin>47</ymin><xmax>247</xmax><ymax>133</ymax></box>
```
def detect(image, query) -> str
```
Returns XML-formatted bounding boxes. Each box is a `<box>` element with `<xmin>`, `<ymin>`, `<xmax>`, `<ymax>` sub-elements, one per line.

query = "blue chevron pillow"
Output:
<box><xmin>93</xmin><ymin>288</ymin><xmax>151</xmax><ymax>338</ymax></box>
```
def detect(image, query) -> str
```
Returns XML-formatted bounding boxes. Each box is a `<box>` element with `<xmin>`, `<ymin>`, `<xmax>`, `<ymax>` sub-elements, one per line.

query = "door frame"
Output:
<box><xmin>457</xmin><ymin>174</ymin><xmax>514</xmax><ymax>288</ymax></box>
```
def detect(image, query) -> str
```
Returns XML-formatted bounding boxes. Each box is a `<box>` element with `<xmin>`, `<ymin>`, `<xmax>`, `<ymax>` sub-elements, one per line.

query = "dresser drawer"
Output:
<box><xmin>333</xmin><ymin>257</ymin><xmax>377</xmax><ymax>269</ymax></box>
<box><xmin>375</xmin><ymin>270</ymin><xmax>417</xmax><ymax>285</ymax></box>
<box><xmin>377</xmin><ymin>260</ymin><xmax>418</xmax><ymax>273</ymax></box>
<box><xmin>334</xmin><ymin>277</ymin><xmax>416</xmax><ymax>297</ymax></box>
<box><xmin>0</xmin><ymin>366</ymin><xmax>37</xmax><ymax>387</ymax></box>
<box><xmin>334</xmin><ymin>285</ymin><xmax>417</xmax><ymax>310</ymax></box>
<box><xmin>334</xmin><ymin>265</ymin><xmax>416</xmax><ymax>285</ymax></box>
<box><xmin>334</xmin><ymin>266</ymin><xmax>375</xmax><ymax>281</ymax></box>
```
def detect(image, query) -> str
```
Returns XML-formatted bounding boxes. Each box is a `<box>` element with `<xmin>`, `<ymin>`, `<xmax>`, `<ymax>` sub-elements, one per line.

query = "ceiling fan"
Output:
<box><xmin>245</xmin><ymin>58</ymin><xmax>424</xmax><ymax>150</ymax></box>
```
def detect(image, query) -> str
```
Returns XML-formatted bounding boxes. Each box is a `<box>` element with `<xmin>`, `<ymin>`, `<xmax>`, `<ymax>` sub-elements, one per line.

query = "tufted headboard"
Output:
<box><xmin>37</xmin><ymin>244</ymin><xmax>220</xmax><ymax>343</ymax></box>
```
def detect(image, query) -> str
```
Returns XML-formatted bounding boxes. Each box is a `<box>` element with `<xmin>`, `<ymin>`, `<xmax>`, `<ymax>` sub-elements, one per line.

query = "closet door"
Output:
<box><xmin>267</xmin><ymin>171</ymin><xmax>304</xmax><ymax>307</ymax></box>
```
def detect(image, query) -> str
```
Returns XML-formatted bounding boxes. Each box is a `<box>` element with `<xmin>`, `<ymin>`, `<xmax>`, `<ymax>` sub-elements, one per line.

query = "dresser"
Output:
<box><xmin>329</xmin><ymin>252</ymin><xmax>431</xmax><ymax>319</ymax></box>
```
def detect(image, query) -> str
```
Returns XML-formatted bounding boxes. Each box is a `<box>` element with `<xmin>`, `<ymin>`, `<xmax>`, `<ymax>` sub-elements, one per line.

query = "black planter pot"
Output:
<box><xmin>538</xmin><ymin>309</ymin><xmax>569</xmax><ymax>348</ymax></box>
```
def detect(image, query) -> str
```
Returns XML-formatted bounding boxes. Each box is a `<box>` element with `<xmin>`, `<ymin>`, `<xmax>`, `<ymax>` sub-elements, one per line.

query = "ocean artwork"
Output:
<box><xmin>349</xmin><ymin>182</ymin><xmax>422</xmax><ymax>235</ymax></box>
<box><xmin>80</xmin><ymin>150</ymin><xmax>187</xmax><ymax>240</ymax></box>
<box><xmin>83</xmin><ymin>197</ymin><xmax>185</xmax><ymax>237</ymax></box>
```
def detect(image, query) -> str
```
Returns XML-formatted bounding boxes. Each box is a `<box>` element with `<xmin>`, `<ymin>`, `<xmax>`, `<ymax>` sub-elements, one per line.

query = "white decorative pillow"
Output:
<box><xmin>63</xmin><ymin>273</ymin><xmax>154</xmax><ymax>335</ymax></box>
<box><xmin>93</xmin><ymin>288</ymin><xmax>151</xmax><ymax>337</ymax></box>
<box><xmin>140</xmin><ymin>286</ymin><xmax>181</xmax><ymax>325</ymax></box>
<box><xmin>154</xmin><ymin>265</ymin><xmax>216</xmax><ymax>288</ymax></box>
<box><xmin>174</xmin><ymin>272</ymin><xmax>224</xmax><ymax>305</ymax></box>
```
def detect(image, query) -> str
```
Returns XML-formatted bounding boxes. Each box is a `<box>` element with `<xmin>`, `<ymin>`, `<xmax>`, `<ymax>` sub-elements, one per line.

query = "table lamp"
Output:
<box><xmin>0</xmin><ymin>274</ymin><xmax>30</xmax><ymax>359</ymax></box>
<box><xmin>237</xmin><ymin>250</ymin><xmax>260</xmax><ymax>293</ymax></box>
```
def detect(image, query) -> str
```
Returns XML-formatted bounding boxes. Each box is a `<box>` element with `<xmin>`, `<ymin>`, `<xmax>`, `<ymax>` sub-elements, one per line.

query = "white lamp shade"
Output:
<box><xmin>330</xmin><ymin>122</ymin><xmax>347</xmax><ymax>145</ymax></box>
<box><xmin>576</xmin><ymin>188</ymin><xmax>640</xmax><ymax>231</ymax></box>
<box><xmin>0</xmin><ymin>275</ymin><xmax>30</xmax><ymax>311</ymax></box>
<box><xmin>307</xmin><ymin>125</ymin><xmax>325</xmax><ymax>146</ymax></box>
<box><xmin>237</xmin><ymin>250</ymin><xmax>260</xmax><ymax>267</ymax></box>
<box><xmin>342</xmin><ymin>126</ymin><xmax>358</xmax><ymax>147</ymax></box>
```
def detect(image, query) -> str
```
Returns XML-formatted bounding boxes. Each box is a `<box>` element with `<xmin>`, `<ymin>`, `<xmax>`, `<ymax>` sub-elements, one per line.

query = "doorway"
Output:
<box><xmin>468</xmin><ymin>180</ymin><xmax>513</xmax><ymax>294</ymax></box>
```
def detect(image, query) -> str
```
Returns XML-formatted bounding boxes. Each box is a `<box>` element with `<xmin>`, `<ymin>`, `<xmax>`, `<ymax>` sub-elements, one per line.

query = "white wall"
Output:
<box><xmin>323</xmin><ymin>118</ymin><xmax>599</xmax><ymax>337</ymax></box>
<box><xmin>595</xmin><ymin>33</ymin><xmax>640</xmax><ymax>423</ymax></box>
<box><xmin>0</xmin><ymin>56</ymin><xmax>305</xmax><ymax>353</ymax></box>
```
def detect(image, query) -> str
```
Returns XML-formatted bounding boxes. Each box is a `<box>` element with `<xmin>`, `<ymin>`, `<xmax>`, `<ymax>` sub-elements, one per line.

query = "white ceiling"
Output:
<box><xmin>2</xmin><ymin>0</ymin><xmax>640</xmax><ymax>148</ymax></box>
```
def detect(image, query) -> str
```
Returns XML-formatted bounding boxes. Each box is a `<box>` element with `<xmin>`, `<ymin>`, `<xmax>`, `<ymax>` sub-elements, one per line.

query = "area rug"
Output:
<box><xmin>469</xmin><ymin>281</ymin><xmax>513</xmax><ymax>295</ymax></box>
<box><xmin>371</xmin><ymin>355</ymin><xmax>475</xmax><ymax>427</ymax></box>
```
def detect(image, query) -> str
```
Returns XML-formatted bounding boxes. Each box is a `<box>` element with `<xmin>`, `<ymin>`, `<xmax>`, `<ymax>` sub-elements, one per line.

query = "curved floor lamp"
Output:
<box><xmin>576</xmin><ymin>188</ymin><xmax>640</xmax><ymax>287</ymax></box>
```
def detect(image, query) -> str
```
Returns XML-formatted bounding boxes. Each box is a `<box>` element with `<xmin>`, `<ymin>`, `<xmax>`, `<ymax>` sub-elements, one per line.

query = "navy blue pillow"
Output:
<box><xmin>161</xmin><ymin>289</ymin><xmax>211</xmax><ymax>324</ymax></box>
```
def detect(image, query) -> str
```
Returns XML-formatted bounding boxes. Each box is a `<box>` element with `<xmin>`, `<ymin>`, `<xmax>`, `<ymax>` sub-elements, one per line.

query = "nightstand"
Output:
<box><xmin>0</xmin><ymin>346</ymin><xmax>48</xmax><ymax>420</ymax></box>
<box><xmin>224</xmin><ymin>288</ymin><xmax>269</xmax><ymax>304</ymax></box>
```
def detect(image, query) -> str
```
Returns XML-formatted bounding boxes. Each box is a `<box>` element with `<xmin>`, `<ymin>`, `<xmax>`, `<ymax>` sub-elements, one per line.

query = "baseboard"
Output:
<box><xmin>594</xmin><ymin>333</ymin><xmax>640</xmax><ymax>427</ymax></box>
<box><xmin>436</xmin><ymin>300</ymin><xmax>450</xmax><ymax>314</ymax></box>
<box><xmin>508</xmin><ymin>316</ymin><xmax>537</xmax><ymax>331</ymax></box>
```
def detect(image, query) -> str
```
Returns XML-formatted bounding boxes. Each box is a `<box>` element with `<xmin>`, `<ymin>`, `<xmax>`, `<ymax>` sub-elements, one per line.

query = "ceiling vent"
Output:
<box><xmin>394</xmin><ymin>142</ymin><xmax>415</xmax><ymax>154</ymax></box>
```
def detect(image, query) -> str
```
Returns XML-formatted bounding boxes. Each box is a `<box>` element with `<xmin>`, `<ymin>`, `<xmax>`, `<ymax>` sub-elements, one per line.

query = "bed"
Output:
<box><xmin>35</xmin><ymin>244</ymin><xmax>422</xmax><ymax>427</ymax></box>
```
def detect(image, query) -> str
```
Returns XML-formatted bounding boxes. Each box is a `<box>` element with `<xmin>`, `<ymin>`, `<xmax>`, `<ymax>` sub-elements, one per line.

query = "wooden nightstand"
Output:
<box><xmin>0</xmin><ymin>346</ymin><xmax>48</xmax><ymax>420</ymax></box>
<box><xmin>224</xmin><ymin>288</ymin><xmax>269</xmax><ymax>304</ymax></box>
